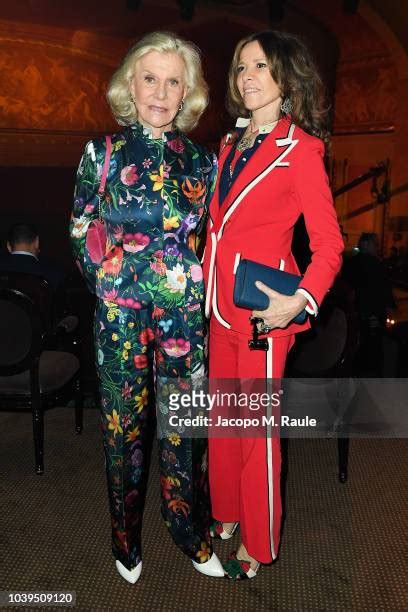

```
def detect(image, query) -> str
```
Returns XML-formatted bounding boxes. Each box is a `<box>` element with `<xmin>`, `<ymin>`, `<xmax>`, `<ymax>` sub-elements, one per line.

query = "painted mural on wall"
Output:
<box><xmin>0</xmin><ymin>41</ymin><xmax>117</xmax><ymax>132</ymax></box>
<box><xmin>334</xmin><ymin>56</ymin><xmax>397</xmax><ymax>133</ymax></box>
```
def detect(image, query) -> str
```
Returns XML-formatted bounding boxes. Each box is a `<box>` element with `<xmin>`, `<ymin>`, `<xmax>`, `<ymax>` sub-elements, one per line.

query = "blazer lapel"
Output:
<box><xmin>208</xmin><ymin>134</ymin><xmax>234</xmax><ymax>225</ymax></box>
<box><xmin>213</xmin><ymin>119</ymin><xmax>298</xmax><ymax>238</ymax></box>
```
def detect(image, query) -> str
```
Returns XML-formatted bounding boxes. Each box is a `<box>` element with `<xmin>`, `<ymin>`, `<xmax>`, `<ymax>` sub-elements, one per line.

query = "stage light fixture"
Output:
<box><xmin>343</xmin><ymin>0</ymin><xmax>359</xmax><ymax>14</ymax></box>
<box><xmin>126</xmin><ymin>0</ymin><xmax>142</xmax><ymax>9</ymax></box>
<box><xmin>267</xmin><ymin>0</ymin><xmax>285</xmax><ymax>22</ymax></box>
<box><xmin>178</xmin><ymin>0</ymin><xmax>196</xmax><ymax>20</ymax></box>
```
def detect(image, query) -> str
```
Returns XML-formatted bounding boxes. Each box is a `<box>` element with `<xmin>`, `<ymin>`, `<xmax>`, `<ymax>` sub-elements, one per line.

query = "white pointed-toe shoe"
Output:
<box><xmin>115</xmin><ymin>560</ymin><xmax>143</xmax><ymax>584</ymax></box>
<box><xmin>192</xmin><ymin>552</ymin><xmax>225</xmax><ymax>577</ymax></box>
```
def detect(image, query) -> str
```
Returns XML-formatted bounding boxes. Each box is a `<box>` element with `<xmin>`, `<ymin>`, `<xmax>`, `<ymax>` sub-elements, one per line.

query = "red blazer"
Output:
<box><xmin>202</xmin><ymin>118</ymin><xmax>344</xmax><ymax>337</ymax></box>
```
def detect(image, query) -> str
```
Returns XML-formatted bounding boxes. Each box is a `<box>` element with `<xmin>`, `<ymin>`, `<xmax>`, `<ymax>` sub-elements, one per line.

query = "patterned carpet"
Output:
<box><xmin>0</xmin><ymin>406</ymin><xmax>407</xmax><ymax>611</ymax></box>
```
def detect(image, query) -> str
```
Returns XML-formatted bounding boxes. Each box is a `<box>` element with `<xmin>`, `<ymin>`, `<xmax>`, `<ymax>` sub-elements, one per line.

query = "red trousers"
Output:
<box><xmin>209</xmin><ymin>319</ymin><xmax>294</xmax><ymax>563</ymax></box>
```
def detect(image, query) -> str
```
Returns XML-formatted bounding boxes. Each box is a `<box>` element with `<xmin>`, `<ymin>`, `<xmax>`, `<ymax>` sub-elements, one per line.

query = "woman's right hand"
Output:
<box><xmin>252</xmin><ymin>281</ymin><xmax>308</xmax><ymax>329</ymax></box>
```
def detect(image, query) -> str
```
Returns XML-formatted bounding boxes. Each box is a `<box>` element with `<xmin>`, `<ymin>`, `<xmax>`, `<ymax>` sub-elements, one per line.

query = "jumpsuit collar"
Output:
<box><xmin>130</xmin><ymin>121</ymin><xmax>181</xmax><ymax>143</ymax></box>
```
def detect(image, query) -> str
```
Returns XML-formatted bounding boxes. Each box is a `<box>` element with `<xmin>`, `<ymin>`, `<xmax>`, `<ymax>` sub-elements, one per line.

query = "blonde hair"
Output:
<box><xmin>227</xmin><ymin>30</ymin><xmax>330</xmax><ymax>142</ymax></box>
<box><xmin>107</xmin><ymin>31</ymin><xmax>208</xmax><ymax>132</ymax></box>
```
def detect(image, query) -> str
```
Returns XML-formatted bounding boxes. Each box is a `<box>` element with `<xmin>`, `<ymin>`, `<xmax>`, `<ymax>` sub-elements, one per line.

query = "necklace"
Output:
<box><xmin>236</xmin><ymin>117</ymin><xmax>280</xmax><ymax>152</ymax></box>
<box><xmin>236</xmin><ymin>126</ymin><xmax>259</xmax><ymax>152</ymax></box>
<box><xmin>230</xmin><ymin>117</ymin><xmax>280</xmax><ymax>177</ymax></box>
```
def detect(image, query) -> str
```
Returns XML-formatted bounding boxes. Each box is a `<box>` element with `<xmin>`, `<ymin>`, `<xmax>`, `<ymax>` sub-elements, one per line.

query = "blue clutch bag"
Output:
<box><xmin>233</xmin><ymin>258</ymin><xmax>307</xmax><ymax>325</ymax></box>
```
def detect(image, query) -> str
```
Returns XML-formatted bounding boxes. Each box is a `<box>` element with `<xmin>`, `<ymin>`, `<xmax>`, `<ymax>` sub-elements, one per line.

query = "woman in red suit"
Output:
<box><xmin>202</xmin><ymin>30</ymin><xmax>344</xmax><ymax>579</ymax></box>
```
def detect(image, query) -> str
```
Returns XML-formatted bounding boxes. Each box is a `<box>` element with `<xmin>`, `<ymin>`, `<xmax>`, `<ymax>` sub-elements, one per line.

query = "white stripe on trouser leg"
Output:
<box><xmin>266</xmin><ymin>337</ymin><xmax>276</xmax><ymax>560</ymax></box>
<box><xmin>266</xmin><ymin>338</ymin><xmax>273</xmax><ymax>377</ymax></box>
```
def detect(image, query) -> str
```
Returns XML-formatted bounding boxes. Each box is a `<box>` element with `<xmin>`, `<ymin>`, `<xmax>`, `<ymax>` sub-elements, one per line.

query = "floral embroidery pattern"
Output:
<box><xmin>70</xmin><ymin>123</ymin><xmax>217</xmax><ymax>308</ymax></box>
<box><xmin>95</xmin><ymin>301</ymin><xmax>212</xmax><ymax>567</ymax></box>
<box><xmin>71</xmin><ymin>123</ymin><xmax>216</xmax><ymax>570</ymax></box>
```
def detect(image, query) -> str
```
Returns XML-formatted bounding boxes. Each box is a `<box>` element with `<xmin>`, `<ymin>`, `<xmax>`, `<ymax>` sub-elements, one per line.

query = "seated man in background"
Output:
<box><xmin>0</xmin><ymin>222</ymin><xmax>65</xmax><ymax>290</ymax></box>
<box><xmin>343</xmin><ymin>232</ymin><xmax>395</xmax><ymax>376</ymax></box>
<box><xmin>0</xmin><ymin>222</ymin><xmax>77</xmax><ymax>338</ymax></box>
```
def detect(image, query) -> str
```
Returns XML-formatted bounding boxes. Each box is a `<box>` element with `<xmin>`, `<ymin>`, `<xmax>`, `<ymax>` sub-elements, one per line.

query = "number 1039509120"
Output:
<box><xmin>0</xmin><ymin>591</ymin><xmax>76</xmax><ymax>607</ymax></box>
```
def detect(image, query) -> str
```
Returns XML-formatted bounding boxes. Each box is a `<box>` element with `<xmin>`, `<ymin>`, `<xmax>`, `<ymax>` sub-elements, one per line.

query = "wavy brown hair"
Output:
<box><xmin>227</xmin><ymin>30</ymin><xmax>330</xmax><ymax>142</ymax></box>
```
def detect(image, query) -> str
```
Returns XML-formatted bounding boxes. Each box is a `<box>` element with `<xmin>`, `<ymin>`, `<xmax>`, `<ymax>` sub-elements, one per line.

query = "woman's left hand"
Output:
<box><xmin>252</xmin><ymin>281</ymin><xmax>308</xmax><ymax>330</ymax></box>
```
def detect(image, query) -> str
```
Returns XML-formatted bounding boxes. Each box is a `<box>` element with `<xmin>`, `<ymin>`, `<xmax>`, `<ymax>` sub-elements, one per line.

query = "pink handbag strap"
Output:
<box><xmin>98</xmin><ymin>135</ymin><xmax>112</xmax><ymax>195</ymax></box>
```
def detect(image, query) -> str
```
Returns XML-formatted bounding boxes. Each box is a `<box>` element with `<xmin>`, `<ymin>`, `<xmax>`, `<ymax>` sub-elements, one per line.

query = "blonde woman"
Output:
<box><xmin>70</xmin><ymin>31</ymin><xmax>223</xmax><ymax>582</ymax></box>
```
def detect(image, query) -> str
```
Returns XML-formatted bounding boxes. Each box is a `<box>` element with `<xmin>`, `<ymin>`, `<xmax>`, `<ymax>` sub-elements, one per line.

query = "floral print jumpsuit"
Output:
<box><xmin>70</xmin><ymin>122</ymin><xmax>217</xmax><ymax>571</ymax></box>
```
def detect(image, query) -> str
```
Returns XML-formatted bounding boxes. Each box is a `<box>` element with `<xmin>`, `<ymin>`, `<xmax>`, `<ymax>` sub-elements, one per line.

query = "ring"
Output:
<box><xmin>256</xmin><ymin>318</ymin><xmax>273</xmax><ymax>334</ymax></box>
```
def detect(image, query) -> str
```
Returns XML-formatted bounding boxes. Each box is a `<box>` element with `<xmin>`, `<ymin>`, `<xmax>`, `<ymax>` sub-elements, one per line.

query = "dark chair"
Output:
<box><xmin>0</xmin><ymin>287</ymin><xmax>83</xmax><ymax>474</ymax></box>
<box><xmin>286</xmin><ymin>286</ymin><xmax>359</xmax><ymax>483</ymax></box>
<box><xmin>0</xmin><ymin>269</ymin><xmax>81</xmax><ymax>348</ymax></box>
